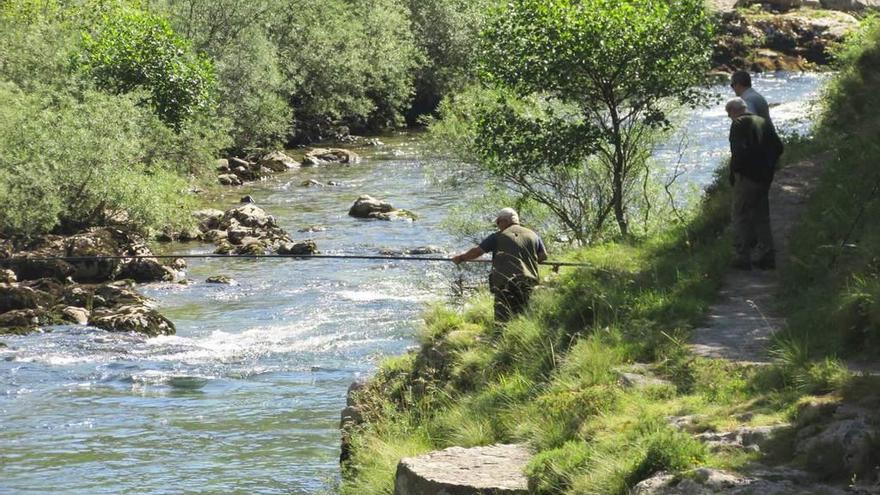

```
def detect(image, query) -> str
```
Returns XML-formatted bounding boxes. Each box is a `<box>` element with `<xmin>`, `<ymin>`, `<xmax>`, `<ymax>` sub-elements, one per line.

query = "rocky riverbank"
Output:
<box><xmin>216</xmin><ymin>147</ymin><xmax>362</xmax><ymax>187</ymax></box>
<box><xmin>0</xmin><ymin>228</ymin><xmax>180</xmax><ymax>336</ymax></box>
<box><xmin>713</xmin><ymin>5</ymin><xmax>861</xmax><ymax>71</ymax></box>
<box><xmin>0</xmin><ymin>200</ymin><xmax>319</xmax><ymax>337</ymax></box>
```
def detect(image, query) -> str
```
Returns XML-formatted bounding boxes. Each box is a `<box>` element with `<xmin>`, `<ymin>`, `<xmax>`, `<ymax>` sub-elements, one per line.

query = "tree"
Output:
<box><xmin>158</xmin><ymin>0</ymin><xmax>291</xmax><ymax>151</ymax></box>
<box><xmin>406</xmin><ymin>0</ymin><xmax>492</xmax><ymax>120</ymax></box>
<box><xmin>477</xmin><ymin>0</ymin><xmax>714</xmax><ymax>237</ymax></box>
<box><xmin>76</xmin><ymin>4</ymin><xmax>218</xmax><ymax>129</ymax></box>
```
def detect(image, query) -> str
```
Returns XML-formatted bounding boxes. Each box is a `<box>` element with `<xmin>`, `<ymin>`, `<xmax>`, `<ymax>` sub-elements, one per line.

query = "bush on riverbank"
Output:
<box><xmin>0</xmin><ymin>2</ymin><xmax>226</xmax><ymax>238</ymax></box>
<box><xmin>779</xmin><ymin>17</ymin><xmax>880</xmax><ymax>359</ymax></box>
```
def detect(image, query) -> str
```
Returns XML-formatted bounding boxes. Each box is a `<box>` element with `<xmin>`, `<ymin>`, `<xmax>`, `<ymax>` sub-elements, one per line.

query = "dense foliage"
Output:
<box><xmin>0</xmin><ymin>1</ymin><xmax>226</xmax><ymax>237</ymax></box>
<box><xmin>433</xmin><ymin>0</ymin><xmax>715</xmax><ymax>242</ymax></box>
<box><xmin>76</xmin><ymin>5</ymin><xmax>218</xmax><ymax>128</ymax></box>
<box><xmin>0</xmin><ymin>0</ymin><xmax>486</xmax><ymax>238</ymax></box>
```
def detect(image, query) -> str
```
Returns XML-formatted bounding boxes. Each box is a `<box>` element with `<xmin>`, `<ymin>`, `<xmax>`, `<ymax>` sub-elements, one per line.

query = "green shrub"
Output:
<box><xmin>625</xmin><ymin>426</ymin><xmax>707</xmax><ymax>487</ymax></box>
<box><xmin>0</xmin><ymin>84</ymin><xmax>199</xmax><ymax>236</ymax></box>
<box><xmin>76</xmin><ymin>4</ymin><xmax>218</xmax><ymax>129</ymax></box>
<box><xmin>527</xmin><ymin>441</ymin><xmax>593</xmax><ymax>495</ymax></box>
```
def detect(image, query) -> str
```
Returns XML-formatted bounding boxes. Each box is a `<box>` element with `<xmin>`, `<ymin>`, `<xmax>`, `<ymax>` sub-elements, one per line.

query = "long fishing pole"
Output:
<box><xmin>0</xmin><ymin>253</ymin><xmax>592</xmax><ymax>267</ymax></box>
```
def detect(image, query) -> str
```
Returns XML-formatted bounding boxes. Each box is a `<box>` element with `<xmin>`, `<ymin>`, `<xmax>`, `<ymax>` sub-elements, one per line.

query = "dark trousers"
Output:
<box><xmin>732</xmin><ymin>173</ymin><xmax>774</xmax><ymax>263</ymax></box>
<box><xmin>493</xmin><ymin>281</ymin><xmax>534</xmax><ymax>323</ymax></box>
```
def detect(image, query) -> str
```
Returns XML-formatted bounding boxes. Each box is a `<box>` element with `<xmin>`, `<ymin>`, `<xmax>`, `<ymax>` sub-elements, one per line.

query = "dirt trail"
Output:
<box><xmin>690</xmin><ymin>158</ymin><xmax>826</xmax><ymax>364</ymax></box>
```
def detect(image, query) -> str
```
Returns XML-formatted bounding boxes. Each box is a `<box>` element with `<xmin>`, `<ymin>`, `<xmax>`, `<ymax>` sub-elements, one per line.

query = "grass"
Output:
<box><xmin>778</xmin><ymin>17</ymin><xmax>880</xmax><ymax>361</ymax></box>
<box><xmin>340</xmin><ymin>17</ymin><xmax>880</xmax><ymax>495</ymax></box>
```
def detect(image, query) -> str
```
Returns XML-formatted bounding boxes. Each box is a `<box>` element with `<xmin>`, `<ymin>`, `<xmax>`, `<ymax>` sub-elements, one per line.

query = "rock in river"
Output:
<box><xmin>302</xmin><ymin>148</ymin><xmax>361</xmax><ymax>166</ymax></box>
<box><xmin>259</xmin><ymin>150</ymin><xmax>300</xmax><ymax>172</ymax></box>
<box><xmin>349</xmin><ymin>195</ymin><xmax>418</xmax><ymax>221</ymax></box>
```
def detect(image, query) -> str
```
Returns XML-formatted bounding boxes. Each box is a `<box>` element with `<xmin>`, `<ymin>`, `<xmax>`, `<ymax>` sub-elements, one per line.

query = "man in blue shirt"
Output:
<box><xmin>452</xmin><ymin>208</ymin><xmax>547</xmax><ymax>323</ymax></box>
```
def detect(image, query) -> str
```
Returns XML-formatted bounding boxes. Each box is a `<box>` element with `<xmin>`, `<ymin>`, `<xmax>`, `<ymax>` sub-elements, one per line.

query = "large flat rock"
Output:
<box><xmin>394</xmin><ymin>444</ymin><xmax>530</xmax><ymax>495</ymax></box>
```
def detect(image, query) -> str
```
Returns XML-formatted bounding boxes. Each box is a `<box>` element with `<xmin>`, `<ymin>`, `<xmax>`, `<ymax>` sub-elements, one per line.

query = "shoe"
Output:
<box><xmin>755</xmin><ymin>257</ymin><xmax>776</xmax><ymax>270</ymax></box>
<box><xmin>731</xmin><ymin>258</ymin><xmax>752</xmax><ymax>270</ymax></box>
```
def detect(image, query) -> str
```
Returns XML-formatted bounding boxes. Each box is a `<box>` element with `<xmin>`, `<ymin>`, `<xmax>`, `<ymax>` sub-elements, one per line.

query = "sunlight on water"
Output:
<box><xmin>0</xmin><ymin>73</ymin><xmax>826</xmax><ymax>494</ymax></box>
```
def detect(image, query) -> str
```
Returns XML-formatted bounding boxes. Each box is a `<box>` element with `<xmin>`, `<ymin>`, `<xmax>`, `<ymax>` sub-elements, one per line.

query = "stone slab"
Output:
<box><xmin>394</xmin><ymin>444</ymin><xmax>530</xmax><ymax>495</ymax></box>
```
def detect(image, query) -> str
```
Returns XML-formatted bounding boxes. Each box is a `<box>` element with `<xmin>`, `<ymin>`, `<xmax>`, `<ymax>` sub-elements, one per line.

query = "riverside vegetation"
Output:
<box><xmin>1</xmin><ymin>0</ymin><xmax>879</xmax><ymax>491</ymax></box>
<box><xmin>340</xmin><ymin>14</ymin><xmax>880</xmax><ymax>495</ymax></box>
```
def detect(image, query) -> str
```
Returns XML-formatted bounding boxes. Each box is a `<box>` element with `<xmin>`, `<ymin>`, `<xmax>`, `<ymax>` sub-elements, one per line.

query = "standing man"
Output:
<box><xmin>726</xmin><ymin>98</ymin><xmax>784</xmax><ymax>270</ymax></box>
<box><xmin>730</xmin><ymin>70</ymin><xmax>772</xmax><ymax>127</ymax></box>
<box><xmin>452</xmin><ymin>208</ymin><xmax>547</xmax><ymax>323</ymax></box>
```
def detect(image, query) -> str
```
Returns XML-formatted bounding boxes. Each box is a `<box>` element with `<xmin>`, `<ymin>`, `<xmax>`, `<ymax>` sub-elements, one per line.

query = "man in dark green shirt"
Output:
<box><xmin>452</xmin><ymin>208</ymin><xmax>547</xmax><ymax>323</ymax></box>
<box><xmin>726</xmin><ymin>97</ymin><xmax>784</xmax><ymax>270</ymax></box>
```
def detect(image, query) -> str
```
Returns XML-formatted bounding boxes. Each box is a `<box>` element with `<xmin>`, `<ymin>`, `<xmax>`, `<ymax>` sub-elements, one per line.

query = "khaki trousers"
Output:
<box><xmin>732</xmin><ymin>173</ymin><xmax>774</xmax><ymax>262</ymax></box>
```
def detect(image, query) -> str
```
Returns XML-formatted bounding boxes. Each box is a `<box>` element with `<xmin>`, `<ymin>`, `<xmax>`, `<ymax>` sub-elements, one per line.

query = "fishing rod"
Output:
<box><xmin>0</xmin><ymin>253</ymin><xmax>591</xmax><ymax>267</ymax></box>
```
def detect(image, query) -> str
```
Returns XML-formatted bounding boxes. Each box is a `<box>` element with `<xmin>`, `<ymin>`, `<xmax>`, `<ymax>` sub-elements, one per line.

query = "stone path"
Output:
<box><xmin>394</xmin><ymin>444</ymin><xmax>529</xmax><ymax>495</ymax></box>
<box><xmin>690</xmin><ymin>158</ymin><xmax>826</xmax><ymax>364</ymax></box>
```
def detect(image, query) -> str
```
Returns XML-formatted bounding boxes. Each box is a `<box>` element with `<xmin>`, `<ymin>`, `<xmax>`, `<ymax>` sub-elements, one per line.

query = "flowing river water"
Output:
<box><xmin>0</xmin><ymin>74</ymin><xmax>826</xmax><ymax>494</ymax></box>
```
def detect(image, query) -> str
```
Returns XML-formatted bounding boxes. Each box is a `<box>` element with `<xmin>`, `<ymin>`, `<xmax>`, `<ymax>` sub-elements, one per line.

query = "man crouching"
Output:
<box><xmin>452</xmin><ymin>208</ymin><xmax>547</xmax><ymax>323</ymax></box>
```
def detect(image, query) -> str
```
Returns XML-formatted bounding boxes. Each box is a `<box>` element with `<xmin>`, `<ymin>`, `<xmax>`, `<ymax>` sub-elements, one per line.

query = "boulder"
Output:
<box><xmin>616</xmin><ymin>371</ymin><xmax>674</xmax><ymax>390</ymax></box>
<box><xmin>216</xmin><ymin>158</ymin><xmax>230</xmax><ymax>172</ymax></box>
<box><xmin>229</xmin><ymin>157</ymin><xmax>250</xmax><ymax>169</ymax></box>
<box><xmin>93</xmin><ymin>285</ymin><xmax>146</xmax><ymax>308</ymax></box>
<box><xmin>0</xmin><ymin>309</ymin><xmax>43</xmax><ymax>331</ymax></box>
<box><xmin>394</xmin><ymin>444</ymin><xmax>530</xmax><ymax>495</ymax></box>
<box><xmin>240</xmin><ymin>195</ymin><xmax>255</xmax><ymax>204</ymax></box>
<box><xmin>6</xmin><ymin>257</ymin><xmax>75</xmax><ymax>282</ymax></box>
<box><xmin>821</xmin><ymin>0</ymin><xmax>880</xmax><ymax>10</ymax></box>
<box><xmin>238</xmin><ymin>239</ymin><xmax>267</xmax><ymax>255</ymax></box>
<box><xmin>713</xmin><ymin>10</ymin><xmax>858</xmax><ymax>71</ymax></box>
<box><xmin>202</xmin><ymin>229</ymin><xmax>228</xmax><ymax>242</ymax></box>
<box><xmin>61</xmin><ymin>306</ymin><xmax>90</xmax><ymax>325</ymax></box>
<box><xmin>301</xmin><ymin>179</ymin><xmax>325</xmax><ymax>187</ymax></box>
<box><xmin>227</xmin><ymin>227</ymin><xmax>253</xmax><ymax>245</ymax></box>
<box><xmin>380</xmin><ymin>246</ymin><xmax>445</xmax><ymax>256</ymax></box>
<box><xmin>630</xmin><ymin>467</ymin><xmax>848</xmax><ymax>495</ymax></box>
<box><xmin>193</xmin><ymin>209</ymin><xmax>225</xmax><ymax>232</ymax></box>
<box><xmin>62</xmin><ymin>285</ymin><xmax>91</xmax><ymax>308</ymax></box>
<box><xmin>259</xmin><ymin>151</ymin><xmax>300</xmax><ymax>172</ymax></box>
<box><xmin>794</xmin><ymin>405</ymin><xmax>879</xmax><ymax>480</ymax></box>
<box><xmin>1</xmin><ymin>269</ymin><xmax>16</xmax><ymax>284</ymax></box>
<box><xmin>348</xmin><ymin>195</ymin><xmax>395</xmax><ymax>218</ymax></box>
<box><xmin>205</xmin><ymin>275</ymin><xmax>236</xmax><ymax>285</ymax></box>
<box><xmin>302</xmin><ymin>148</ymin><xmax>361</xmax><ymax>166</ymax></box>
<box><xmin>0</xmin><ymin>284</ymin><xmax>53</xmax><ymax>313</ymax></box>
<box><xmin>696</xmin><ymin>425</ymin><xmax>787</xmax><ymax>453</ymax></box>
<box><xmin>278</xmin><ymin>240</ymin><xmax>318</xmax><ymax>256</ymax></box>
<box><xmin>90</xmin><ymin>305</ymin><xmax>175</xmax><ymax>336</ymax></box>
<box><xmin>117</xmin><ymin>258</ymin><xmax>175</xmax><ymax>283</ymax></box>
<box><xmin>221</xmin><ymin>204</ymin><xmax>277</xmax><ymax>230</ymax></box>
<box><xmin>176</xmin><ymin>227</ymin><xmax>202</xmax><ymax>242</ymax></box>
<box><xmin>218</xmin><ymin>173</ymin><xmax>243</xmax><ymax>186</ymax></box>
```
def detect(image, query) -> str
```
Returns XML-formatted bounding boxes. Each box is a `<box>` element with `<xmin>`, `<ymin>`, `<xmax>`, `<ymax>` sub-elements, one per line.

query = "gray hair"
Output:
<box><xmin>496</xmin><ymin>207</ymin><xmax>519</xmax><ymax>225</ymax></box>
<box><xmin>725</xmin><ymin>97</ymin><xmax>747</xmax><ymax>113</ymax></box>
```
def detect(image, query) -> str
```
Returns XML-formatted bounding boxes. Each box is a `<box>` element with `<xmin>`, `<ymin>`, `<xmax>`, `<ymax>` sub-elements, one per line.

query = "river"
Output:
<box><xmin>0</xmin><ymin>73</ymin><xmax>826</xmax><ymax>495</ymax></box>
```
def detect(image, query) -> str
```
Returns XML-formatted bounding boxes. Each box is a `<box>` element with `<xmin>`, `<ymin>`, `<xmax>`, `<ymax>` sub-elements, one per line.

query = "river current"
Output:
<box><xmin>0</xmin><ymin>73</ymin><xmax>826</xmax><ymax>494</ymax></box>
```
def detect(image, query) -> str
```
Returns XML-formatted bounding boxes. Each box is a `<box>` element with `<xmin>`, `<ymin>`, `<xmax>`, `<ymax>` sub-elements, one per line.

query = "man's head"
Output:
<box><xmin>725</xmin><ymin>98</ymin><xmax>748</xmax><ymax>120</ymax></box>
<box><xmin>495</xmin><ymin>207</ymin><xmax>519</xmax><ymax>230</ymax></box>
<box><xmin>730</xmin><ymin>70</ymin><xmax>752</xmax><ymax>96</ymax></box>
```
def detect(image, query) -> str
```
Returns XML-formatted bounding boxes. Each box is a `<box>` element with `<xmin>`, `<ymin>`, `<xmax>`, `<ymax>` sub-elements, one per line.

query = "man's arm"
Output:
<box><xmin>452</xmin><ymin>246</ymin><xmax>485</xmax><ymax>265</ymax></box>
<box><xmin>729</xmin><ymin>118</ymin><xmax>751</xmax><ymax>174</ymax></box>
<box><xmin>537</xmin><ymin>238</ymin><xmax>548</xmax><ymax>262</ymax></box>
